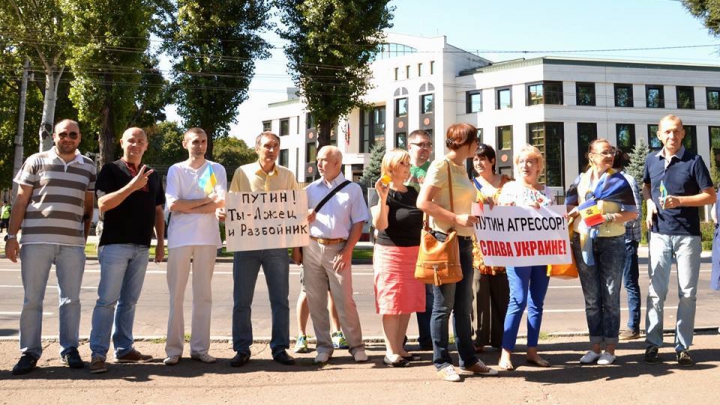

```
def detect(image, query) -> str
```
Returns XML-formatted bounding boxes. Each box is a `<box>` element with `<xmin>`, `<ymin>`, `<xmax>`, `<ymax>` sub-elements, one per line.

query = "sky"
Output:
<box><xmin>166</xmin><ymin>0</ymin><xmax>720</xmax><ymax>146</ymax></box>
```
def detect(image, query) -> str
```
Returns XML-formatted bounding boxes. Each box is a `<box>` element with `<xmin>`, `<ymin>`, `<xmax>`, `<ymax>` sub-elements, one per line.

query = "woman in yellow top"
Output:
<box><xmin>567</xmin><ymin>139</ymin><xmax>638</xmax><ymax>366</ymax></box>
<box><xmin>417</xmin><ymin>123</ymin><xmax>498</xmax><ymax>382</ymax></box>
<box><xmin>471</xmin><ymin>144</ymin><xmax>511</xmax><ymax>352</ymax></box>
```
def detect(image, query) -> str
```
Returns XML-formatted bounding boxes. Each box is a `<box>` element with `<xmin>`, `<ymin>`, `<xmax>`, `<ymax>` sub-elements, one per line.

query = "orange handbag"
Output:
<box><xmin>547</xmin><ymin>217</ymin><xmax>578</xmax><ymax>279</ymax></box>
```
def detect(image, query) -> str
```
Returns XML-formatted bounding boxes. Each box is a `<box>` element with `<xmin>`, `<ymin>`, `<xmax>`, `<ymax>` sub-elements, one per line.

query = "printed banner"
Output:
<box><xmin>471</xmin><ymin>204</ymin><xmax>572</xmax><ymax>267</ymax></box>
<box><xmin>225</xmin><ymin>190</ymin><xmax>309</xmax><ymax>252</ymax></box>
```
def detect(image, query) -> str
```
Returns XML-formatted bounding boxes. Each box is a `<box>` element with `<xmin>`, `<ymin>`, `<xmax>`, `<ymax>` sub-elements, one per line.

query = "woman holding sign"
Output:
<box><xmin>471</xmin><ymin>144</ymin><xmax>511</xmax><ymax>352</ymax></box>
<box><xmin>370</xmin><ymin>149</ymin><xmax>426</xmax><ymax>367</ymax></box>
<box><xmin>566</xmin><ymin>139</ymin><xmax>637</xmax><ymax>366</ymax></box>
<box><xmin>496</xmin><ymin>145</ymin><xmax>554</xmax><ymax>370</ymax></box>
<box><xmin>417</xmin><ymin>123</ymin><xmax>498</xmax><ymax>382</ymax></box>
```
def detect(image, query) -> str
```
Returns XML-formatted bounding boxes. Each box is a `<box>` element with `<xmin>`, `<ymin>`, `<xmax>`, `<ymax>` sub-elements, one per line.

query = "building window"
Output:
<box><xmin>466</xmin><ymin>91</ymin><xmax>482</xmax><ymax>113</ymax></box>
<box><xmin>616</xmin><ymin>124</ymin><xmax>636</xmax><ymax>152</ymax></box>
<box><xmin>710</xmin><ymin>126</ymin><xmax>720</xmax><ymax>167</ymax></box>
<box><xmin>707</xmin><ymin>88</ymin><xmax>720</xmax><ymax>110</ymax></box>
<box><xmin>577</xmin><ymin>123</ymin><xmax>597</xmax><ymax>171</ymax></box>
<box><xmin>262</xmin><ymin>121</ymin><xmax>271</xmax><ymax>132</ymax></box>
<box><xmin>418</xmin><ymin>63</ymin><xmax>423</xmax><ymax>76</ymax></box>
<box><xmin>576</xmin><ymin>82</ymin><xmax>596</xmax><ymax>106</ymax></box>
<box><xmin>683</xmin><ymin>125</ymin><xmax>697</xmax><ymax>154</ymax></box>
<box><xmin>280</xmin><ymin>118</ymin><xmax>290</xmax><ymax>136</ymax></box>
<box><xmin>497</xmin><ymin>88</ymin><xmax>512</xmax><ymax>109</ymax></box>
<box><xmin>360</xmin><ymin>106</ymin><xmax>386</xmax><ymax>153</ymax></box>
<box><xmin>529</xmin><ymin>122</ymin><xmax>565</xmax><ymax>187</ymax></box>
<box><xmin>614</xmin><ymin>84</ymin><xmax>633</xmax><ymax>107</ymax></box>
<box><xmin>527</xmin><ymin>81</ymin><xmax>562</xmax><ymax>106</ymax></box>
<box><xmin>497</xmin><ymin>126</ymin><xmax>513</xmax><ymax>150</ymax></box>
<box><xmin>430</xmin><ymin>61</ymin><xmax>435</xmax><ymax>74</ymax></box>
<box><xmin>395</xmin><ymin>97</ymin><xmax>408</xmax><ymax>117</ymax></box>
<box><xmin>279</xmin><ymin>149</ymin><xmax>289</xmax><ymax>167</ymax></box>
<box><xmin>421</xmin><ymin>94</ymin><xmax>434</xmax><ymax>114</ymax></box>
<box><xmin>394</xmin><ymin>67</ymin><xmax>399</xmax><ymax>81</ymax></box>
<box><xmin>306</xmin><ymin>113</ymin><xmax>316</xmax><ymax>129</ymax></box>
<box><xmin>396</xmin><ymin>132</ymin><xmax>407</xmax><ymax>149</ymax></box>
<box><xmin>405</xmin><ymin>65</ymin><xmax>410</xmax><ymax>79</ymax></box>
<box><xmin>306</xmin><ymin>143</ymin><xmax>317</xmax><ymax>164</ymax></box>
<box><xmin>677</xmin><ymin>86</ymin><xmax>695</xmax><ymax>109</ymax></box>
<box><xmin>646</xmin><ymin>85</ymin><xmax>664</xmax><ymax>108</ymax></box>
<box><xmin>477</xmin><ymin>128</ymin><xmax>484</xmax><ymax>144</ymax></box>
<box><xmin>648</xmin><ymin>124</ymin><xmax>662</xmax><ymax>151</ymax></box>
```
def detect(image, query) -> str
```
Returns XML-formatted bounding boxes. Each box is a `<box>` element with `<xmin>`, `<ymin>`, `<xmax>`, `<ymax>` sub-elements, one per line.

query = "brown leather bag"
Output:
<box><xmin>415</xmin><ymin>162</ymin><xmax>463</xmax><ymax>286</ymax></box>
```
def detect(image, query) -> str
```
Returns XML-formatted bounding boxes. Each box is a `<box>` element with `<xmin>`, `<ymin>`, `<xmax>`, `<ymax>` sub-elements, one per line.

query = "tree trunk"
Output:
<box><xmin>38</xmin><ymin>67</ymin><xmax>63</xmax><ymax>152</ymax></box>
<box><xmin>204</xmin><ymin>124</ymin><xmax>215</xmax><ymax>161</ymax></box>
<box><xmin>317</xmin><ymin>120</ymin><xmax>334</xmax><ymax>150</ymax></box>
<box><xmin>99</xmin><ymin>76</ymin><xmax>115</xmax><ymax>168</ymax></box>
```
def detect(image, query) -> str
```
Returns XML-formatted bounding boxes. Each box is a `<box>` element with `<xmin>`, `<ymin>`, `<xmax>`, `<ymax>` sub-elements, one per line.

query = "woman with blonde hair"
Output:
<box><xmin>370</xmin><ymin>149</ymin><xmax>426</xmax><ymax>367</ymax></box>
<box><xmin>496</xmin><ymin>144</ymin><xmax>553</xmax><ymax>370</ymax></box>
<box><xmin>417</xmin><ymin>123</ymin><xmax>498</xmax><ymax>382</ymax></box>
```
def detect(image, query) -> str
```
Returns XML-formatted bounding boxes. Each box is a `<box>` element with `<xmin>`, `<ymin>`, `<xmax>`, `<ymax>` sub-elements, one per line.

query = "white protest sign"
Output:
<box><xmin>471</xmin><ymin>204</ymin><xmax>572</xmax><ymax>267</ymax></box>
<box><xmin>225</xmin><ymin>190</ymin><xmax>309</xmax><ymax>252</ymax></box>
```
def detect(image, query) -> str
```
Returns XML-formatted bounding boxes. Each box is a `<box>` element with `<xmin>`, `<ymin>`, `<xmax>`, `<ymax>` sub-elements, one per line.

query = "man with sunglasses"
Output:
<box><xmin>405</xmin><ymin>129</ymin><xmax>435</xmax><ymax>350</ymax></box>
<box><xmin>6</xmin><ymin>119</ymin><xmax>97</xmax><ymax>375</ymax></box>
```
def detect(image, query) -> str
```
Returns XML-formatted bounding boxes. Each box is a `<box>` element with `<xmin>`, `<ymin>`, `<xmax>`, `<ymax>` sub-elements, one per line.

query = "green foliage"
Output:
<box><xmin>683</xmin><ymin>1</ymin><xmax>720</xmax><ymax>35</ymax></box>
<box><xmin>276</xmin><ymin>0</ymin><xmax>394</xmax><ymax>148</ymax></box>
<box><xmin>710</xmin><ymin>153</ymin><xmax>720</xmax><ymax>187</ymax></box>
<box><xmin>143</xmin><ymin>121</ymin><xmax>187</xmax><ymax>165</ymax></box>
<box><xmin>62</xmin><ymin>0</ymin><xmax>155</xmax><ymax>167</ymax></box>
<box><xmin>626</xmin><ymin>140</ymin><xmax>649</xmax><ymax>187</ymax></box>
<box><xmin>159</xmin><ymin>0</ymin><xmax>273</xmax><ymax>159</ymax></box>
<box><xmin>213</xmin><ymin>137</ymin><xmax>258</xmax><ymax>173</ymax></box>
<box><xmin>359</xmin><ymin>143</ymin><xmax>385</xmax><ymax>187</ymax></box>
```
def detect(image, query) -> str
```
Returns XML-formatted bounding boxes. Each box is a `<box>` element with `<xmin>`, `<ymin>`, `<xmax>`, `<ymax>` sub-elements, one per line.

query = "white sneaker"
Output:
<box><xmin>163</xmin><ymin>355</ymin><xmax>180</xmax><ymax>366</ymax></box>
<box><xmin>314</xmin><ymin>352</ymin><xmax>331</xmax><ymax>364</ymax></box>
<box><xmin>352</xmin><ymin>349</ymin><xmax>368</xmax><ymax>363</ymax></box>
<box><xmin>597</xmin><ymin>352</ymin><xmax>616</xmax><ymax>365</ymax></box>
<box><xmin>191</xmin><ymin>353</ymin><xmax>217</xmax><ymax>364</ymax></box>
<box><xmin>579</xmin><ymin>351</ymin><xmax>601</xmax><ymax>364</ymax></box>
<box><xmin>437</xmin><ymin>365</ymin><xmax>461</xmax><ymax>382</ymax></box>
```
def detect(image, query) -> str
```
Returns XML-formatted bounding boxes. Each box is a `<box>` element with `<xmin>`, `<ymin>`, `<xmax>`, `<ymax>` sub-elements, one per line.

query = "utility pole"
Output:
<box><xmin>12</xmin><ymin>58</ymin><xmax>29</xmax><ymax>200</ymax></box>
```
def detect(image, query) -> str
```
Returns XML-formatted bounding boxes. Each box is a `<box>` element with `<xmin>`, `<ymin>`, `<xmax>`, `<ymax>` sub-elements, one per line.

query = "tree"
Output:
<box><xmin>0</xmin><ymin>0</ymin><xmax>70</xmax><ymax>151</ymax></box>
<box><xmin>143</xmin><ymin>121</ymin><xmax>187</xmax><ymax>165</ymax></box>
<box><xmin>625</xmin><ymin>140</ymin><xmax>649</xmax><ymax>187</ymax></box>
<box><xmin>683</xmin><ymin>1</ymin><xmax>720</xmax><ymax>34</ymax></box>
<box><xmin>276</xmin><ymin>0</ymin><xmax>394</xmax><ymax>149</ymax></box>
<box><xmin>62</xmin><ymin>0</ymin><xmax>155</xmax><ymax>167</ymax></box>
<box><xmin>159</xmin><ymin>0</ymin><xmax>272</xmax><ymax>160</ymax></box>
<box><xmin>359</xmin><ymin>142</ymin><xmax>385</xmax><ymax>187</ymax></box>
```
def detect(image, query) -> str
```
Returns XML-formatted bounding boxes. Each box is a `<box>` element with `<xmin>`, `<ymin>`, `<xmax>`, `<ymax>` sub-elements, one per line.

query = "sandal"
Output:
<box><xmin>526</xmin><ymin>357</ymin><xmax>550</xmax><ymax>367</ymax></box>
<box><xmin>498</xmin><ymin>359</ymin><xmax>514</xmax><ymax>371</ymax></box>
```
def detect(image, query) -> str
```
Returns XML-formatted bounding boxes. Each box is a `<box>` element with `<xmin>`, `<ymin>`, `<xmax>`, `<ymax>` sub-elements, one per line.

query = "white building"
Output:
<box><xmin>261</xmin><ymin>33</ymin><xmax>720</xmax><ymax>196</ymax></box>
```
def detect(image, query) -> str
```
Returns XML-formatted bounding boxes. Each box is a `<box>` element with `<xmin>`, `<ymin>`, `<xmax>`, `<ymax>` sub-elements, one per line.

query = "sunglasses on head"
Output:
<box><xmin>57</xmin><ymin>132</ymin><xmax>79</xmax><ymax>140</ymax></box>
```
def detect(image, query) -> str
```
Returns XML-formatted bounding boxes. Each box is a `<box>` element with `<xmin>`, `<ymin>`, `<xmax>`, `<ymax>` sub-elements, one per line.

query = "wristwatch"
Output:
<box><xmin>5</xmin><ymin>234</ymin><xmax>17</xmax><ymax>241</ymax></box>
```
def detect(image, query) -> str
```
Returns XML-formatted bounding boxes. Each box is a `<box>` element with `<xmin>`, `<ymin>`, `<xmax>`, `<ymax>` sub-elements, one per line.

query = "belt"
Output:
<box><xmin>310</xmin><ymin>236</ymin><xmax>347</xmax><ymax>245</ymax></box>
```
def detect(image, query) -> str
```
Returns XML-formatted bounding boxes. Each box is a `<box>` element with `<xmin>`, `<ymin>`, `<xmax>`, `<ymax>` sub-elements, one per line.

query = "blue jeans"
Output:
<box><xmin>502</xmin><ymin>265</ymin><xmax>549</xmax><ymax>351</ymax></box>
<box><xmin>19</xmin><ymin>244</ymin><xmax>85</xmax><ymax>359</ymax></box>
<box><xmin>623</xmin><ymin>239</ymin><xmax>641</xmax><ymax>333</ymax></box>
<box><xmin>232</xmin><ymin>248</ymin><xmax>290</xmax><ymax>356</ymax></box>
<box><xmin>646</xmin><ymin>233</ymin><xmax>701</xmax><ymax>351</ymax></box>
<box><xmin>415</xmin><ymin>284</ymin><xmax>434</xmax><ymax>347</ymax></box>
<box><xmin>430</xmin><ymin>237</ymin><xmax>477</xmax><ymax>370</ymax></box>
<box><xmin>573</xmin><ymin>235</ymin><xmax>625</xmax><ymax>345</ymax></box>
<box><xmin>89</xmin><ymin>244</ymin><xmax>150</xmax><ymax>359</ymax></box>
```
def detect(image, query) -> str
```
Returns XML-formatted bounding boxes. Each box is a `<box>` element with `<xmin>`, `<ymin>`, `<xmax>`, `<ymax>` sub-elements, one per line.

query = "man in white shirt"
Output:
<box><xmin>303</xmin><ymin>146</ymin><xmax>369</xmax><ymax>364</ymax></box>
<box><xmin>163</xmin><ymin>128</ymin><xmax>227</xmax><ymax>366</ymax></box>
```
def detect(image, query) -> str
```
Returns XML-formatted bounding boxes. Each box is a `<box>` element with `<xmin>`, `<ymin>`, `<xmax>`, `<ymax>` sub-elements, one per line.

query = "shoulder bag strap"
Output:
<box><xmin>314</xmin><ymin>180</ymin><xmax>352</xmax><ymax>213</ymax></box>
<box><xmin>421</xmin><ymin>161</ymin><xmax>456</xmax><ymax>232</ymax></box>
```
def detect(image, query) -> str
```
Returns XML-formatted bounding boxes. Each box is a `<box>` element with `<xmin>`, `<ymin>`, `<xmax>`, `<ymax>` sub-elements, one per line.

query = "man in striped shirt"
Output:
<box><xmin>6</xmin><ymin>119</ymin><xmax>96</xmax><ymax>375</ymax></box>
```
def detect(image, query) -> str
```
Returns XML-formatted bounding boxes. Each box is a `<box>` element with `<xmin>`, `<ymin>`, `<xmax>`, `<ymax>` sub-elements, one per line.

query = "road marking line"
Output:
<box><xmin>0</xmin><ymin>311</ymin><xmax>53</xmax><ymax>316</ymax></box>
<box><xmin>545</xmin><ymin>306</ymin><xmax>679</xmax><ymax>313</ymax></box>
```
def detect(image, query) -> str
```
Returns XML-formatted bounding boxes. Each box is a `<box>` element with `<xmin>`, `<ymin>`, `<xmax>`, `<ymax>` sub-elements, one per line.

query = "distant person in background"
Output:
<box><xmin>642</xmin><ymin>115</ymin><xmax>715</xmax><ymax>367</ymax></box>
<box><xmin>406</xmin><ymin>129</ymin><xmax>434</xmax><ymax>350</ymax></box>
<box><xmin>470</xmin><ymin>144</ymin><xmax>511</xmax><ymax>353</ymax></box>
<box><xmin>1</xmin><ymin>201</ymin><xmax>10</xmax><ymax>233</ymax></box>
<box><xmin>371</xmin><ymin>149</ymin><xmax>425</xmax><ymax>367</ymax></box>
<box><xmin>709</xmin><ymin>188</ymin><xmax>719</xmax><ymax>334</ymax></box>
<box><xmin>613</xmin><ymin>149</ymin><xmax>644</xmax><ymax>341</ymax></box>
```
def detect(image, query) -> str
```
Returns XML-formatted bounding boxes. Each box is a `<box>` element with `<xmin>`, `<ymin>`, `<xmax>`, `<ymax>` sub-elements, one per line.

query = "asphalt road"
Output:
<box><xmin>1</xmin><ymin>256</ymin><xmax>719</xmax><ymax>341</ymax></box>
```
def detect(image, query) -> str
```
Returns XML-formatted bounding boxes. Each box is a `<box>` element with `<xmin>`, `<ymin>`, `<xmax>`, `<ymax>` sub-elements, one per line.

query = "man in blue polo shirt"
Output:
<box><xmin>642</xmin><ymin>114</ymin><xmax>715</xmax><ymax>367</ymax></box>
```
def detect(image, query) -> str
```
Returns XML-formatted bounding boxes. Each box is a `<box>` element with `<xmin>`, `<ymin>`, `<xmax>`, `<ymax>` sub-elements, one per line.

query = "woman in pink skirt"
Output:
<box><xmin>370</xmin><ymin>148</ymin><xmax>426</xmax><ymax>367</ymax></box>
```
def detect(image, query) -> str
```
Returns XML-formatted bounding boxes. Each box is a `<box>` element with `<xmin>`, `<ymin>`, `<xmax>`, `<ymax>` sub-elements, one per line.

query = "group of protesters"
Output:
<box><xmin>4</xmin><ymin>114</ymin><xmax>719</xmax><ymax>382</ymax></box>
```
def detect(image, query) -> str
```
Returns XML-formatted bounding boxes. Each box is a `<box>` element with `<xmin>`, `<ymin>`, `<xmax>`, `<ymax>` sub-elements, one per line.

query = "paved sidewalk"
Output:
<box><xmin>1</xmin><ymin>331</ymin><xmax>718</xmax><ymax>404</ymax></box>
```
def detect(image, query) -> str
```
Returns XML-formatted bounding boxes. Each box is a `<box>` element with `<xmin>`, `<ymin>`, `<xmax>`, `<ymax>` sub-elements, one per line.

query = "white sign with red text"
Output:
<box><xmin>471</xmin><ymin>204</ymin><xmax>571</xmax><ymax>267</ymax></box>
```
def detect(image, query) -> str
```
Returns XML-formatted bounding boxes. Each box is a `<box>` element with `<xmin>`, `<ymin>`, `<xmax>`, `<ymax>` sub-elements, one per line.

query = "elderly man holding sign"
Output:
<box><xmin>226</xmin><ymin>132</ymin><xmax>300</xmax><ymax>367</ymax></box>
